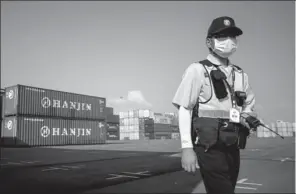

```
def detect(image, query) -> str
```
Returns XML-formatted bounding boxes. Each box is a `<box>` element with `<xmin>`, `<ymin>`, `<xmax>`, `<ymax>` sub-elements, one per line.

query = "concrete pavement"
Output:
<box><xmin>0</xmin><ymin>137</ymin><xmax>294</xmax><ymax>194</ymax></box>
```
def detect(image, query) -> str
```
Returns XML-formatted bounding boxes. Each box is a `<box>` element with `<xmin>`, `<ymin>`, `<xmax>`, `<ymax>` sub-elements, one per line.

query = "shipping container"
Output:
<box><xmin>106</xmin><ymin>115</ymin><xmax>119</xmax><ymax>124</ymax></box>
<box><xmin>119</xmin><ymin>131</ymin><xmax>146</xmax><ymax>140</ymax></box>
<box><xmin>154</xmin><ymin>114</ymin><xmax>172</xmax><ymax>124</ymax></box>
<box><xmin>133</xmin><ymin>110</ymin><xmax>139</xmax><ymax>118</ymax></box>
<box><xmin>257</xmin><ymin>126</ymin><xmax>264</xmax><ymax>138</ymax></box>
<box><xmin>171</xmin><ymin>132</ymin><xmax>180</xmax><ymax>140</ymax></box>
<box><xmin>119</xmin><ymin>112</ymin><xmax>129</xmax><ymax>119</ymax></box>
<box><xmin>143</xmin><ymin>110</ymin><xmax>150</xmax><ymax>118</ymax></box>
<box><xmin>154</xmin><ymin>132</ymin><xmax>172</xmax><ymax>140</ymax></box>
<box><xmin>3</xmin><ymin>85</ymin><xmax>106</xmax><ymax>120</ymax></box>
<box><xmin>139</xmin><ymin>110</ymin><xmax>144</xmax><ymax>118</ymax></box>
<box><xmin>104</xmin><ymin>107</ymin><xmax>114</xmax><ymax>116</ymax></box>
<box><xmin>263</xmin><ymin>125</ymin><xmax>271</xmax><ymax>138</ymax></box>
<box><xmin>122</xmin><ymin>118</ymin><xmax>128</xmax><ymax>126</ymax></box>
<box><xmin>1</xmin><ymin>116</ymin><xmax>106</xmax><ymax>146</ymax></box>
<box><xmin>119</xmin><ymin>118</ymin><xmax>124</xmax><ymax>126</ymax></box>
<box><xmin>144</xmin><ymin>118</ymin><xmax>154</xmax><ymax>125</ymax></box>
<box><xmin>0</xmin><ymin>91</ymin><xmax>4</xmax><ymax>141</ymax></box>
<box><xmin>0</xmin><ymin>93</ymin><xmax>3</xmax><ymax>120</ymax></box>
<box><xmin>128</xmin><ymin>110</ymin><xmax>134</xmax><ymax>118</ymax></box>
<box><xmin>154</xmin><ymin>123</ymin><xmax>174</xmax><ymax>133</ymax></box>
<box><xmin>120</xmin><ymin>125</ymin><xmax>129</xmax><ymax>133</ymax></box>
<box><xmin>106</xmin><ymin>123</ymin><xmax>119</xmax><ymax>132</ymax></box>
<box><xmin>107</xmin><ymin>130</ymin><xmax>119</xmax><ymax>140</ymax></box>
<box><xmin>144</xmin><ymin>132</ymin><xmax>155</xmax><ymax>140</ymax></box>
<box><xmin>286</xmin><ymin>122</ymin><xmax>293</xmax><ymax>137</ymax></box>
<box><xmin>270</xmin><ymin>123</ymin><xmax>276</xmax><ymax>138</ymax></box>
<box><xmin>170</xmin><ymin>125</ymin><xmax>179</xmax><ymax>132</ymax></box>
<box><xmin>138</xmin><ymin>109</ymin><xmax>154</xmax><ymax>118</ymax></box>
<box><xmin>281</xmin><ymin>122</ymin><xmax>288</xmax><ymax>137</ymax></box>
<box><xmin>164</xmin><ymin>112</ymin><xmax>178</xmax><ymax>118</ymax></box>
<box><xmin>171</xmin><ymin>117</ymin><xmax>178</xmax><ymax>127</ymax></box>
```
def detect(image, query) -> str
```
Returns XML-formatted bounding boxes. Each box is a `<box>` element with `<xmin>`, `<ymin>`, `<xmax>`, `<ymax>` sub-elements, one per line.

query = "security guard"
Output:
<box><xmin>172</xmin><ymin>16</ymin><xmax>257</xmax><ymax>194</ymax></box>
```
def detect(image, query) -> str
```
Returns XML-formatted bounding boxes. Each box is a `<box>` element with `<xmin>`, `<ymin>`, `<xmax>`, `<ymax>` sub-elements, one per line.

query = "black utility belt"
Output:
<box><xmin>192</xmin><ymin>117</ymin><xmax>245</xmax><ymax>151</ymax></box>
<box><xmin>217</xmin><ymin>118</ymin><xmax>239</xmax><ymax>132</ymax></box>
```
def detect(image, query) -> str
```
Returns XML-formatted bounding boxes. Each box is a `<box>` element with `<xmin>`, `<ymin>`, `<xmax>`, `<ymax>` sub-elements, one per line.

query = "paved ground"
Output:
<box><xmin>0</xmin><ymin>137</ymin><xmax>295</xmax><ymax>194</ymax></box>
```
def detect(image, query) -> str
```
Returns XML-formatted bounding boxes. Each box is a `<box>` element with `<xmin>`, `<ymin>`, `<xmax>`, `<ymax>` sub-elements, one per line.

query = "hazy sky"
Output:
<box><xmin>1</xmin><ymin>1</ymin><xmax>295</xmax><ymax>124</ymax></box>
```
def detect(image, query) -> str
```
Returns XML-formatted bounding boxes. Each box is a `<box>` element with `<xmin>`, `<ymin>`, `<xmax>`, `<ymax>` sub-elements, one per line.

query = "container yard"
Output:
<box><xmin>119</xmin><ymin>110</ymin><xmax>155</xmax><ymax>140</ymax></box>
<box><xmin>256</xmin><ymin>121</ymin><xmax>295</xmax><ymax>138</ymax></box>
<box><xmin>1</xmin><ymin>84</ymin><xmax>110</xmax><ymax>147</ymax></box>
<box><xmin>103</xmin><ymin>107</ymin><xmax>114</xmax><ymax>117</ymax></box>
<box><xmin>0</xmin><ymin>86</ymin><xmax>295</xmax><ymax>194</ymax></box>
<box><xmin>3</xmin><ymin>85</ymin><xmax>106</xmax><ymax>120</ymax></box>
<box><xmin>1</xmin><ymin>116</ymin><xmax>106</xmax><ymax>146</ymax></box>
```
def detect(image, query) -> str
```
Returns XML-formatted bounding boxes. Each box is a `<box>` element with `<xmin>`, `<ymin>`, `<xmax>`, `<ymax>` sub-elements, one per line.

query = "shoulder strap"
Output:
<box><xmin>232</xmin><ymin>64</ymin><xmax>243</xmax><ymax>71</ymax></box>
<box><xmin>194</xmin><ymin>60</ymin><xmax>213</xmax><ymax>105</ymax></box>
<box><xmin>199</xmin><ymin>59</ymin><xmax>216</xmax><ymax>67</ymax></box>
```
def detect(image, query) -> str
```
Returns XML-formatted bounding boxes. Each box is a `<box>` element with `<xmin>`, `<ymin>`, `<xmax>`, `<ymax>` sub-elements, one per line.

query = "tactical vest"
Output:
<box><xmin>191</xmin><ymin>59</ymin><xmax>246</xmax><ymax>145</ymax></box>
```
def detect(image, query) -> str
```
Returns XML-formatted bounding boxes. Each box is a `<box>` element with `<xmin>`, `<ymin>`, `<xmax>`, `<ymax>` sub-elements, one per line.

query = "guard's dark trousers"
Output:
<box><xmin>195</xmin><ymin>141</ymin><xmax>240</xmax><ymax>194</ymax></box>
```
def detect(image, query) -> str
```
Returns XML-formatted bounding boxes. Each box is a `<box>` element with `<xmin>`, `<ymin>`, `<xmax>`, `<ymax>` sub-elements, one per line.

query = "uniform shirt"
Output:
<box><xmin>172</xmin><ymin>53</ymin><xmax>256</xmax><ymax>148</ymax></box>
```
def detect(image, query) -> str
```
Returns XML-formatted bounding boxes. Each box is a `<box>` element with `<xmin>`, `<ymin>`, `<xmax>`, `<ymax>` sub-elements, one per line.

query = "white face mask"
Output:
<box><xmin>212</xmin><ymin>37</ymin><xmax>238</xmax><ymax>58</ymax></box>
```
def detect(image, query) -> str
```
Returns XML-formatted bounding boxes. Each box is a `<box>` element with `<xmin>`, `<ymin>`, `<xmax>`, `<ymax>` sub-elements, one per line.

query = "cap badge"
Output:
<box><xmin>224</xmin><ymin>19</ymin><xmax>231</xmax><ymax>26</ymax></box>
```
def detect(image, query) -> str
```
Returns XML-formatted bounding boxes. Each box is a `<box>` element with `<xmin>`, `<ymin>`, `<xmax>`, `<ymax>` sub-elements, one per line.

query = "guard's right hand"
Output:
<box><xmin>181</xmin><ymin>148</ymin><xmax>199</xmax><ymax>173</ymax></box>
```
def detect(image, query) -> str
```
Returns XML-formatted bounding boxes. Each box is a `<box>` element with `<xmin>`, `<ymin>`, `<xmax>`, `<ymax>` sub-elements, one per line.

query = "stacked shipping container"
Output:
<box><xmin>256</xmin><ymin>121</ymin><xmax>295</xmax><ymax>138</ymax></box>
<box><xmin>119</xmin><ymin>110</ymin><xmax>154</xmax><ymax>140</ymax></box>
<box><xmin>106</xmin><ymin>110</ymin><xmax>120</xmax><ymax>140</ymax></box>
<box><xmin>143</xmin><ymin>118</ymin><xmax>155</xmax><ymax>139</ymax></box>
<box><xmin>153</xmin><ymin>113</ymin><xmax>178</xmax><ymax>139</ymax></box>
<box><xmin>1</xmin><ymin>84</ymin><xmax>107</xmax><ymax>146</ymax></box>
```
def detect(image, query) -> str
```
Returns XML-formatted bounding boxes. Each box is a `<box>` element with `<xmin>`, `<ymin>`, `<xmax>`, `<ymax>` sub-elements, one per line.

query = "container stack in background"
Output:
<box><xmin>119</xmin><ymin>110</ymin><xmax>154</xmax><ymax>140</ymax></box>
<box><xmin>0</xmin><ymin>89</ymin><xmax>5</xmax><ymax>140</ymax></box>
<box><xmin>275</xmin><ymin>121</ymin><xmax>294</xmax><ymax>137</ymax></box>
<box><xmin>256</xmin><ymin>120</ymin><xmax>295</xmax><ymax>138</ymax></box>
<box><xmin>141</xmin><ymin>118</ymin><xmax>155</xmax><ymax>140</ymax></box>
<box><xmin>104</xmin><ymin>107</ymin><xmax>120</xmax><ymax>140</ymax></box>
<box><xmin>170</xmin><ymin>116</ymin><xmax>180</xmax><ymax>140</ymax></box>
<box><xmin>117</xmin><ymin>110</ymin><xmax>180</xmax><ymax>141</ymax></box>
<box><xmin>1</xmin><ymin>84</ymin><xmax>107</xmax><ymax>147</ymax></box>
<box><xmin>153</xmin><ymin>113</ymin><xmax>178</xmax><ymax>140</ymax></box>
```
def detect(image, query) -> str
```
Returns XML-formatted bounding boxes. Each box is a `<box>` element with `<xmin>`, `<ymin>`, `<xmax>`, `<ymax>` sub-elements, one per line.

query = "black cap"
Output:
<box><xmin>207</xmin><ymin>16</ymin><xmax>243</xmax><ymax>38</ymax></box>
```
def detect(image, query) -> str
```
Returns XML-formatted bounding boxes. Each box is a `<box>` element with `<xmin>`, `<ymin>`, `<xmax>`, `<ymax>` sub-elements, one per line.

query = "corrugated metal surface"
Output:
<box><xmin>133</xmin><ymin>110</ymin><xmax>139</xmax><ymax>118</ymax></box>
<box><xmin>270</xmin><ymin>123</ymin><xmax>276</xmax><ymax>138</ymax></box>
<box><xmin>107</xmin><ymin>131</ymin><xmax>119</xmax><ymax>140</ymax></box>
<box><xmin>119</xmin><ymin>132</ymin><xmax>145</xmax><ymax>140</ymax></box>
<box><xmin>170</xmin><ymin>125</ymin><xmax>179</xmax><ymax>132</ymax></box>
<box><xmin>144</xmin><ymin>132</ymin><xmax>154</xmax><ymax>140</ymax></box>
<box><xmin>171</xmin><ymin>117</ymin><xmax>178</xmax><ymax>127</ymax></box>
<box><xmin>104</xmin><ymin>107</ymin><xmax>114</xmax><ymax>116</ymax></box>
<box><xmin>171</xmin><ymin>132</ymin><xmax>180</xmax><ymax>140</ymax></box>
<box><xmin>4</xmin><ymin>85</ymin><xmax>106</xmax><ymax>120</ymax></box>
<box><xmin>154</xmin><ymin>132</ymin><xmax>172</xmax><ymax>139</ymax></box>
<box><xmin>106</xmin><ymin>115</ymin><xmax>119</xmax><ymax>124</ymax></box>
<box><xmin>128</xmin><ymin>110</ymin><xmax>134</xmax><ymax>118</ymax></box>
<box><xmin>154</xmin><ymin>123</ymin><xmax>173</xmax><ymax>132</ymax></box>
<box><xmin>144</xmin><ymin>124</ymin><xmax>154</xmax><ymax>133</ymax></box>
<box><xmin>144</xmin><ymin>118</ymin><xmax>154</xmax><ymax>125</ymax></box>
<box><xmin>0</xmin><ymin>94</ymin><xmax>3</xmax><ymax>120</ymax></box>
<box><xmin>106</xmin><ymin>123</ymin><xmax>119</xmax><ymax>132</ymax></box>
<box><xmin>1</xmin><ymin>116</ymin><xmax>106</xmax><ymax>146</ymax></box>
<box><xmin>154</xmin><ymin>115</ymin><xmax>172</xmax><ymax>124</ymax></box>
<box><xmin>119</xmin><ymin>118</ymin><xmax>124</xmax><ymax>126</ymax></box>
